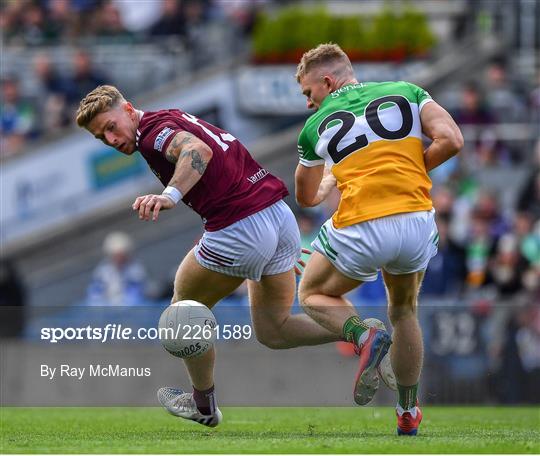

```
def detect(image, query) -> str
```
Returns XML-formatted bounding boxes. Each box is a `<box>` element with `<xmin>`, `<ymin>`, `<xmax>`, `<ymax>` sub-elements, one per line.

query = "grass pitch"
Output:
<box><xmin>1</xmin><ymin>406</ymin><xmax>539</xmax><ymax>454</ymax></box>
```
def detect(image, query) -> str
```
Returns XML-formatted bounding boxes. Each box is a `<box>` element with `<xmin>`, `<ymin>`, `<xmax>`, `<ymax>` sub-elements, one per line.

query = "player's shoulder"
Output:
<box><xmin>298</xmin><ymin>119</ymin><xmax>312</xmax><ymax>145</ymax></box>
<box><xmin>362</xmin><ymin>81</ymin><xmax>432</xmax><ymax>106</ymax></box>
<box><xmin>362</xmin><ymin>80</ymin><xmax>414</xmax><ymax>95</ymax></box>
<box><xmin>139</xmin><ymin>109</ymin><xmax>183</xmax><ymax>129</ymax></box>
<box><xmin>138</xmin><ymin>109</ymin><xmax>187</xmax><ymax>138</ymax></box>
<box><xmin>302</xmin><ymin>111</ymin><xmax>320</xmax><ymax>129</ymax></box>
<box><xmin>137</xmin><ymin>109</ymin><xmax>185</xmax><ymax>152</ymax></box>
<box><xmin>299</xmin><ymin>108</ymin><xmax>326</xmax><ymax>144</ymax></box>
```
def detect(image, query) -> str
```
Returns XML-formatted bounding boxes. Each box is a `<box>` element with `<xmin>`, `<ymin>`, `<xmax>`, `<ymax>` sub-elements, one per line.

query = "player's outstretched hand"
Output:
<box><xmin>132</xmin><ymin>194</ymin><xmax>175</xmax><ymax>221</ymax></box>
<box><xmin>294</xmin><ymin>248</ymin><xmax>312</xmax><ymax>276</ymax></box>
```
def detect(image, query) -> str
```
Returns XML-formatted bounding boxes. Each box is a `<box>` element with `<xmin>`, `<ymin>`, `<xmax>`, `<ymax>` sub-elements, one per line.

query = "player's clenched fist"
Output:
<box><xmin>132</xmin><ymin>194</ymin><xmax>175</xmax><ymax>221</ymax></box>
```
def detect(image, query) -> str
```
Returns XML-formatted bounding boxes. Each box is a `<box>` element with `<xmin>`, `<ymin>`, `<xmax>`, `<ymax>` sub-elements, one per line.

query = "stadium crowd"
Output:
<box><xmin>426</xmin><ymin>62</ymin><xmax>539</xmax><ymax>302</ymax></box>
<box><xmin>1</xmin><ymin>0</ymin><xmax>258</xmax><ymax>46</ymax></box>
<box><xmin>0</xmin><ymin>0</ymin><xmax>263</xmax><ymax>158</ymax></box>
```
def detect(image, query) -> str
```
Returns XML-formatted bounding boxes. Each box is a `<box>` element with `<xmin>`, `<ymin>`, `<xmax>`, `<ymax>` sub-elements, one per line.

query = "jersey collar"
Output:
<box><xmin>320</xmin><ymin>83</ymin><xmax>358</xmax><ymax>109</ymax></box>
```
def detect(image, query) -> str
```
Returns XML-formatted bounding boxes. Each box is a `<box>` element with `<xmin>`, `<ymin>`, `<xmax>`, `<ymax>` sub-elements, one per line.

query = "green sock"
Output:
<box><xmin>342</xmin><ymin>316</ymin><xmax>370</xmax><ymax>344</ymax></box>
<box><xmin>397</xmin><ymin>383</ymin><xmax>418</xmax><ymax>410</ymax></box>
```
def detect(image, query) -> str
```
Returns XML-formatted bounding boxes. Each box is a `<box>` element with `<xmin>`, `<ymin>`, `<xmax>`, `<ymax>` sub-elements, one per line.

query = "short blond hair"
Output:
<box><xmin>295</xmin><ymin>43</ymin><xmax>353</xmax><ymax>82</ymax></box>
<box><xmin>76</xmin><ymin>85</ymin><xmax>126</xmax><ymax>128</ymax></box>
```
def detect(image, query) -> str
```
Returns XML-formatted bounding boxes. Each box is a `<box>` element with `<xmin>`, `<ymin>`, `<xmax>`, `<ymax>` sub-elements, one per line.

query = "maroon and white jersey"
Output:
<box><xmin>136</xmin><ymin>109</ymin><xmax>289</xmax><ymax>231</ymax></box>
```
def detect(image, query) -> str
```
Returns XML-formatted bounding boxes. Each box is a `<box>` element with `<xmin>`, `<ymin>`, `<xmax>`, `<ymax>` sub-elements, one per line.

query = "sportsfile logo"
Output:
<box><xmin>247</xmin><ymin>168</ymin><xmax>269</xmax><ymax>184</ymax></box>
<box><xmin>154</xmin><ymin>127</ymin><xmax>174</xmax><ymax>152</ymax></box>
<box><xmin>40</xmin><ymin>323</ymin><xmax>252</xmax><ymax>343</ymax></box>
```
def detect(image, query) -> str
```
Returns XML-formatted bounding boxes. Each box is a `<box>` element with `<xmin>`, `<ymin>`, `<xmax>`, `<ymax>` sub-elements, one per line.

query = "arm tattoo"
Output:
<box><xmin>179</xmin><ymin>149</ymin><xmax>208</xmax><ymax>175</ymax></box>
<box><xmin>190</xmin><ymin>149</ymin><xmax>207</xmax><ymax>175</ymax></box>
<box><xmin>165</xmin><ymin>132</ymin><xmax>195</xmax><ymax>164</ymax></box>
<box><xmin>169</xmin><ymin>148</ymin><xmax>208</xmax><ymax>188</ymax></box>
<box><xmin>165</xmin><ymin>149</ymin><xmax>177</xmax><ymax>164</ymax></box>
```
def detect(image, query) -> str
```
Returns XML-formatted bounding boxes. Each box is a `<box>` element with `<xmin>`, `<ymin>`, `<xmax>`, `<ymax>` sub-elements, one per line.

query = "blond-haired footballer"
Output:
<box><xmin>76</xmin><ymin>85</ymin><xmax>344</xmax><ymax>427</ymax></box>
<box><xmin>294</xmin><ymin>44</ymin><xmax>463</xmax><ymax>435</ymax></box>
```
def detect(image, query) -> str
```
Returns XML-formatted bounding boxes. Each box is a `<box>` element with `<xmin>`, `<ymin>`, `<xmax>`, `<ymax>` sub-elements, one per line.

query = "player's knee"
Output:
<box><xmin>299</xmin><ymin>295</ymin><xmax>320</xmax><ymax>322</ymax></box>
<box><xmin>297</xmin><ymin>283</ymin><xmax>314</xmax><ymax>312</ymax></box>
<box><xmin>388</xmin><ymin>301</ymin><xmax>417</xmax><ymax>324</ymax></box>
<box><xmin>256</xmin><ymin>333</ymin><xmax>287</xmax><ymax>350</ymax></box>
<box><xmin>254</xmin><ymin>328</ymin><xmax>288</xmax><ymax>350</ymax></box>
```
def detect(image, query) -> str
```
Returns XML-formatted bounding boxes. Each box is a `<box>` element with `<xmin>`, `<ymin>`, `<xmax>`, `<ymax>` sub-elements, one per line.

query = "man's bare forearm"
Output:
<box><xmin>420</xmin><ymin>102</ymin><xmax>464</xmax><ymax>172</ymax></box>
<box><xmin>423</xmin><ymin>137</ymin><xmax>462</xmax><ymax>172</ymax></box>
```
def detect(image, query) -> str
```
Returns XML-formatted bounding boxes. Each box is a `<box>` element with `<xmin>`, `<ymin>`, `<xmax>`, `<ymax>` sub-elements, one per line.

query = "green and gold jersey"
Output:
<box><xmin>297</xmin><ymin>81</ymin><xmax>434</xmax><ymax>228</ymax></box>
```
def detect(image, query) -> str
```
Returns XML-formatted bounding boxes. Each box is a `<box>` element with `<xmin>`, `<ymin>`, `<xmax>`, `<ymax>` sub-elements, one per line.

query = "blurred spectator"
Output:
<box><xmin>145</xmin><ymin>0</ymin><xmax>214</xmax><ymax>68</ymax></box>
<box><xmin>530</xmin><ymin>72</ymin><xmax>540</xmax><ymax>128</ymax></box>
<box><xmin>453</xmin><ymin>82</ymin><xmax>499</xmax><ymax>167</ymax></box>
<box><xmin>68</xmin><ymin>49</ymin><xmax>107</xmax><ymax>104</ymax></box>
<box><xmin>89</xmin><ymin>0</ymin><xmax>133</xmax><ymax>41</ymax></box>
<box><xmin>423</xmin><ymin>216</ymin><xmax>467</xmax><ymax>297</ymax></box>
<box><xmin>453</xmin><ymin>81</ymin><xmax>496</xmax><ymax>125</ymax></box>
<box><xmin>473</xmin><ymin>191</ymin><xmax>509</xmax><ymax>239</ymax></box>
<box><xmin>521</xmin><ymin>221</ymin><xmax>540</xmax><ymax>268</ymax></box>
<box><xmin>31</xmin><ymin>52</ymin><xmax>70</xmax><ymax>98</ymax></box>
<box><xmin>517</xmin><ymin>141</ymin><xmax>540</xmax><ymax>219</ymax></box>
<box><xmin>183</xmin><ymin>0</ymin><xmax>210</xmax><ymax>34</ymax></box>
<box><xmin>451</xmin><ymin>0</ymin><xmax>477</xmax><ymax>42</ymax></box>
<box><xmin>0</xmin><ymin>258</ymin><xmax>26</xmax><ymax>338</ymax></box>
<box><xmin>86</xmin><ymin>232</ymin><xmax>148</xmax><ymax>305</ymax></box>
<box><xmin>465</xmin><ymin>212</ymin><xmax>495</xmax><ymax>289</ymax></box>
<box><xmin>445</xmin><ymin>182</ymin><xmax>476</xmax><ymax>246</ymax></box>
<box><xmin>215</xmin><ymin>0</ymin><xmax>266</xmax><ymax>36</ymax></box>
<box><xmin>484</xmin><ymin>59</ymin><xmax>527</xmax><ymax>123</ymax></box>
<box><xmin>20</xmin><ymin>2</ymin><xmax>48</xmax><ymax>46</ymax></box>
<box><xmin>71</xmin><ymin>0</ymin><xmax>99</xmax><ymax>13</ymax></box>
<box><xmin>0</xmin><ymin>1</ymin><xmax>24</xmax><ymax>44</ymax></box>
<box><xmin>514</xmin><ymin>211</ymin><xmax>535</xmax><ymax>245</ymax></box>
<box><xmin>182</xmin><ymin>0</ymin><xmax>211</xmax><ymax>66</ymax></box>
<box><xmin>431</xmin><ymin>186</ymin><xmax>455</xmax><ymax>221</ymax></box>
<box><xmin>522</xmin><ymin>264</ymin><xmax>540</xmax><ymax>298</ymax></box>
<box><xmin>464</xmin><ymin>192</ymin><xmax>510</xmax><ymax>289</ymax></box>
<box><xmin>45</xmin><ymin>0</ymin><xmax>78</xmax><ymax>42</ymax></box>
<box><xmin>113</xmin><ymin>0</ymin><xmax>163</xmax><ymax>33</ymax></box>
<box><xmin>29</xmin><ymin>53</ymin><xmax>73</xmax><ymax>133</ymax></box>
<box><xmin>149</xmin><ymin>0</ymin><xmax>186</xmax><ymax>37</ymax></box>
<box><xmin>487</xmin><ymin>234</ymin><xmax>528</xmax><ymax>297</ymax></box>
<box><xmin>0</xmin><ymin>77</ymin><xmax>37</xmax><ymax>158</ymax></box>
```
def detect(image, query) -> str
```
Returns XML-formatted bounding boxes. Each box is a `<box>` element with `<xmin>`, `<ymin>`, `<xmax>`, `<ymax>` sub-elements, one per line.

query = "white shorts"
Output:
<box><xmin>312</xmin><ymin>210</ymin><xmax>438</xmax><ymax>282</ymax></box>
<box><xmin>194</xmin><ymin>200</ymin><xmax>301</xmax><ymax>281</ymax></box>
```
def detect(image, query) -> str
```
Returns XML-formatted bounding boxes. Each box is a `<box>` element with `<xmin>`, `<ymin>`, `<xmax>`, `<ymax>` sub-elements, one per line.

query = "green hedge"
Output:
<box><xmin>252</xmin><ymin>4</ymin><xmax>436</xmax><ymax>63</ymax></box>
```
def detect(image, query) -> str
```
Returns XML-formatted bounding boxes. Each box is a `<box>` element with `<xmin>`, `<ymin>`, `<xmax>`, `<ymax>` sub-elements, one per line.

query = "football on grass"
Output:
<box><xmin>158</xmin><ymin>300</ymin><xmax>217</xmax><ymax>359</ymax></box>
